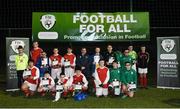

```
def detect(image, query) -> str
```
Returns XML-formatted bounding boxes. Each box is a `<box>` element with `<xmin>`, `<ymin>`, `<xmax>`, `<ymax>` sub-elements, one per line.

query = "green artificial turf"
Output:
<box><xmin>0</xmin><ymin>87</ymin><xmax>180</xmax><ymax>108</ymax></box>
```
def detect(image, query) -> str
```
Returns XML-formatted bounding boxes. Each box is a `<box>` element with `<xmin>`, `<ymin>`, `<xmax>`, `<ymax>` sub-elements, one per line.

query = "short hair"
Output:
<box><xmin>44</xmin><ymin>70</ymin><xmax>50</xmax><ymax>74</ymax></box>
<box><xmin>75</xmin><ymin>66</ymin><xmax>82</xmax><ymax>71</ymax></box>
<box><xmin>112</xmin><ymin>61</ymin><xmax>118</xmax><ymax>64</ymax></box>
<box><xmin>17</xmin><ymin>46</ymin><xmax>23</xmax><ymax>49</ymax></box>
<box><xmin>54</xmin><ymin>48</ymin><xmax>58</xmax><ymax>50</ymax></box>
<box><xmin>125</xmin><ymin>61</ymin><xmax>131</xmax><ymax>65</ymax></box>
<box><xmin>107</xmin><ymin>44</ymin><xmax>112</xmax><ymax>47</ymax></box>
<box><xmin>99</xmin><ymin>59</ymin><xmax>104</xmax><ymax>62</ymax></box>
<box><xmin>28</xmin><ymin>59</ymin><xmax>34</xmax><ymax>63</ymax></box>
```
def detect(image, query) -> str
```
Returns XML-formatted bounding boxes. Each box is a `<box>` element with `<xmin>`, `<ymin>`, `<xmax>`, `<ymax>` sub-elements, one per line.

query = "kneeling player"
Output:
<box><xmin>69</xmin><ymin>66</ymin><xmax>88</xmax><ymax>95</ymax></box>
<box><xmin>108</xmin><ymin>61</ymin><xmax>122</xmax><ymax>96</ymax></box>
<box><xmin>21</xmin><ymin>60</ymin><xmax>40</xmax><ymax>97</ymax></box>
<box><xmin>121</xmin><ymin>62</ymin><xmax>137</xmax><ymax>98</ymax></box>
<box><xmin>37</xmin><ymin>71</ymin><xmax>55</xmax><ymax>96</ymax></box>
<box><xmin>94</xmin><ymin>59</ymin><xmax>110</xmax><ymax>97</ymax></box>
<box><xmin>53</xmin><ymin>74</ymin><xmax>70</xmax><ymax>102</ymax></box>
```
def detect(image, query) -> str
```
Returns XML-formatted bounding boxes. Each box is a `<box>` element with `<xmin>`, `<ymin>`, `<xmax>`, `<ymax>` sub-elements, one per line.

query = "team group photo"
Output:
<box><xmin>0</xmin><ymin>0</ymin><xmax>180</xmax><ymax>108</ymax></box>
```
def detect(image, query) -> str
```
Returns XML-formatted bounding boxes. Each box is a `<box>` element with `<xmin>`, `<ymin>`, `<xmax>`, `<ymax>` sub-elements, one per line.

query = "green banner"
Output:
<box><xmin>32</xmin><ymin>12</ymin><xmax>150</xmax><ymax>42</ymax></box>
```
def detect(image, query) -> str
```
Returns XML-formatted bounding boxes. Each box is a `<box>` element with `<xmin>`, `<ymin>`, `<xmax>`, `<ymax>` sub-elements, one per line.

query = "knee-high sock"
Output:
<box><xmin>139</xmin><ymin>76</ymin><xmax>143</xmax><ymax>87</ymax></box>
<box><xmin>63</xmin><ymin>91</ymin><xmax>68</xmax><ymax>97</ymax></box>
<box><xmin>143</xmin><ymin>76</ymin><xmax>147</xmax><ymax>87</ymax></box>
<box><xmin>55</xmin><ymin>92</ymin><xmax>61</xmax><ymax>101</ymax></box>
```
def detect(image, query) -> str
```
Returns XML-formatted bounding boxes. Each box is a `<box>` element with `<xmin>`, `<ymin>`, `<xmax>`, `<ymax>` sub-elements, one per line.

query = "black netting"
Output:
<box><xmin>0</xmin><ymin>0</ymin><xmax>179</xmax><ymax>28</ymax></box>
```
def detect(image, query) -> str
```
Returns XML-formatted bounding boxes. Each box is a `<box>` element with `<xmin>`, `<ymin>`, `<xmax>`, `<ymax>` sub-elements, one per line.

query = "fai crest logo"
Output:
<box><xmin>10</xmin><ymin>40</ymin><xmax>25</xmax><ymax>53</ymax></box>
<box><xmin>161</xmin><ymin>39</ymin><xmax>175</xmax><ymax>52</ymax></box>
<box><xmin>40</xmin><ymin>14</ymin><xmax>56</xmax><ymax>30</ymax></box>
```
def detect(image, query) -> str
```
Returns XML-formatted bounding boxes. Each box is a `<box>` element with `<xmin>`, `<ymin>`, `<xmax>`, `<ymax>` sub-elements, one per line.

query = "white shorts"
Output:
<box><xmin>94</xmin><ymin>80</ymin><xmax>108</xmax><ymax>96</ymax></box>
<box><xmin>138</xmin><ymin>68</ymin><xmax>148</xmax><ymax>74</ymax></box>
<box><xmin>64</xmin><ymin>67</ymin><xmax>74</xmax><ymax>78</ymax></box>
<box><xmin>51</xmin><ymin>68</ymin><xmax>62</xmax><ymax>79</ymax></box>
<box><xmin>24</xmin><ymin>81</ymin><xmax>37</xmax><ymax>91</ymax></box>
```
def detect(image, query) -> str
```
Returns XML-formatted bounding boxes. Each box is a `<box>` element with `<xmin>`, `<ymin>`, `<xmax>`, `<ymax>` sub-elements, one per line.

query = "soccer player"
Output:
<box><xmin>21</xmin><ymin>60</ymin><xmax>40</xmax><ymax>97</ymax></box>
<box><xmin>120</xmin><ymin>49</ymin><xmax>133</xmax><ymax>69</ymax></box>
<box><xmin>121</xmin><ymin>62</ymin><xmax>137</xmax><ymax>98</ymax></box>
<box><xmin>15</xmin><ymin>46</ymin><xmax>28</xmax><ymax>89</ymax></box>
<box><xmin>63</xmin><ymin>47</ymin><xmax>76</xmax><ymax>78</ymax></box>
<box><xmin>37</xmin><ymin>71</ymin><xmax>55</xmax><ymax>96</ymax></box>
<box><xmin>91</xmin><ymin>47</ymin><xmax>104</xmax><ymax>74</ymax></box>
<box><xmin>108</xmin><ymin>61</ymin><xmax>122</xmax><ymax>96</ymax></box>
<box><xmin>94</xmin><ymin>59</ymin><xmax>110</xmax><ymax>97</ymax></box>
<box><xmin>49</xmin><ymin>48</ymin><xmax>63</xmax><ymax>80</ymax></box>
<box><xmin>69</xmin><ymin>66</ymin><xmax>88</xmax><ymax>95</ymax></box>
<box><xmin>30</xmin><ymin>41</ymin><xmax>43</xmax><ymax>65</ymax></box>
<box><xmin>76</xmin><ymin>47</ymin><xmax>91</xmax><ymax>81</ymax></box>
<box><xmin>128</xmin><ymin>45</ymin><xmax>138</xmax><ymax>71</ymax></box>
<box><xmin>137</xmin><ymin>46</ymin><xmax>149</xmax><ymax>89</ymax></box>
<box><xmin>53</xmin><ymin>73</ymin><xmax>70</xmax><ymax>102</ymax></box>
<box><xmin>104</xmin><ymin>45</ymin><xmax>116</xmax><ymax>68</ymax></box>
<box><xmin>36</xmin><ymin>51</ymin><xmax>50</xmax><ymax>77</ymax></box>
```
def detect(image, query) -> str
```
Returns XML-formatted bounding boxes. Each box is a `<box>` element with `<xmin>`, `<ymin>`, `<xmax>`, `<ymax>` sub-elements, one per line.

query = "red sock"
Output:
<box><xmin>139</xmin><ymin>76</ymin><xmax>143</xmax><ymax>87</ymax></box>
<box><xmin>40</xmin><ymin>90</ymin><xmax>45</xmax><ymax>96</ymax></box>
<box><xmin>63</xmin><ymin>91</ymin><xmax>68</xmax><ymax>97</ymax></box>
<box><xmin>143</xmin><ymin>77</ymin><xmax>147</xmax><ymax>87</ymax></box>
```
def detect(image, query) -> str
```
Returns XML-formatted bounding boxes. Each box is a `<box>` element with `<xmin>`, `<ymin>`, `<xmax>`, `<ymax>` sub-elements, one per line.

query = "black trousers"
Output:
<box><xmin>16</xmin><ymin>70</ymin><xmax>24</xmax><ymax>89</ymax></box>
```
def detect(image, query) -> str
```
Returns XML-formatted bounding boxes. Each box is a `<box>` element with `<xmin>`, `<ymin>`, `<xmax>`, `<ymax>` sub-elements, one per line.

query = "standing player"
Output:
<box><xmin>21</xmin><ymin>60</ymin><xmax>40</xmax><ymax>97</ymax></box>
<box><xmin>30</xmin><ymin>41</ymin><xmax>43</xmax><ymax>65</ymax></box>
<box><xmin>128</xmin><ymin>45</ymin><xmax>138</xmax><ymax>71</ymax></box>
<box><xmin>94</xmin><ymin>59</ymin><xmax>110</xmax><ymax>97</ymax></box>
<box><xmin>63</xmin><ymin>47</ymin><xmax>76</xmax><ymax>78</ymax></box>
<box><xmin>49</xmin><ymin>48</ymin><xmax>63</xmax><ymax>80</ymax></box>
<box><xmin>37</xmin><ymin>71</ymin><xmax>55</xmax><ymax>96</ymax></box>
<box><xmin>137</xmin><ymin>46</ymin><xmax>149</xmax><ymax>89</ymax></box>
<box><xmin>15</xmin><ymin>46</ymin><xmax>28</xmax><ymax>89</ymax></box>
<box><xmin>104</xmin><ymin>45</ymin><xmax>116</xmax><ymax>68</ymax></box>
<box><xmin>121</xmin><ymin>62</ymin><xmax>137</xmax><ymax>98</ymax></box>
<box><xmin>120</xmin><ymin>49</ymin><xmax>133</xmax><ymax>69</ymax></box>
<box><xmin>76</xmin><ymin>47</ymin><xmax>91</xmax><ymax>81</ymax></box>
<box><xmin>36</xmin><ymin>51</ymin><xmax>50</xmax><ymax>77</ymax></box>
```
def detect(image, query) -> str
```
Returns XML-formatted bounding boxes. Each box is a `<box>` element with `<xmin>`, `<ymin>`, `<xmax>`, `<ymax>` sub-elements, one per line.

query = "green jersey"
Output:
<box><xmin>120</xmin><ymin>55</ymin><xmax>133</xmax><ymax>68</ymax></box>
<box><xmin>109</xmin><ymin>68</ymin><xmax>122</xmax><ymax>83</ymax></box>
<box><xmin>114</xmin><ymin>51</ymin><xmax>123</xmax><ymax>62</ymax></box>
<box><xmin>15</xmin><ymin>53</ymin><xmax>28</xmax><ymax>70</ymax></box>
<box><xmin>121</xmin><ymin>68</ymin><xmax>137</xmax><ymax>85</ymax></box>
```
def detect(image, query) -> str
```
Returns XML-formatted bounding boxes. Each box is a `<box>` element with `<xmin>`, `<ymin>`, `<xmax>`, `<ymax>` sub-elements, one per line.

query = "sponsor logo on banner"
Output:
<box><xmin>161</xmin><ymin>39</ymin><xmax>175</xmax><ymax>53</ymax></box>
<box><xmin>40</xmin><ymin>14</ymin><xmax>56</xmax><ymax>30</ymax></box>
<box><xmin>10</xmin><ymin>40</ymin><xmax>25</xmax><ymax>54</ymax></box>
